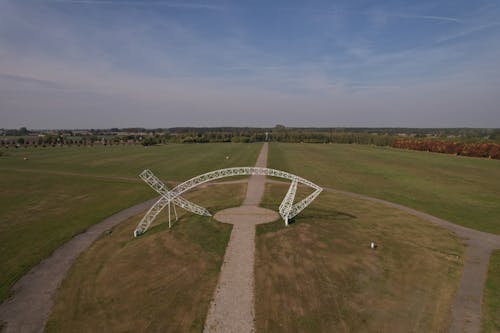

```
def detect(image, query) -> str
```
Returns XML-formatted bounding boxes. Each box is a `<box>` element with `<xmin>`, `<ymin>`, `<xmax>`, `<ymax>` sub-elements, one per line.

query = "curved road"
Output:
<box><xmin>1</xmin><ymin>143</ymin><xmax>499</xmax><ymax>333</ymax></box>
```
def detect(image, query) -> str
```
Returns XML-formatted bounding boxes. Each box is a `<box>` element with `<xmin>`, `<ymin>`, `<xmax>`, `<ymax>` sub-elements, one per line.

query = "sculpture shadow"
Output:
<box><xmin>288</xmin><ymin>208</ymin><xmax>356</xmax><ymax>225</ymax></box>
<box><xmin>257</xmin><ymin>208</ymin><xmax>356</xmax><ymax>235</ymax></box>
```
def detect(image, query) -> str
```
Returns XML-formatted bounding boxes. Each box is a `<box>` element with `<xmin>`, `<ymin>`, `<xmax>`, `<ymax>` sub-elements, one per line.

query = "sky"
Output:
<box><xmin>0</xmin><ymin>0</ymin><xmax>499</xmax><ymax>128</ymax></box>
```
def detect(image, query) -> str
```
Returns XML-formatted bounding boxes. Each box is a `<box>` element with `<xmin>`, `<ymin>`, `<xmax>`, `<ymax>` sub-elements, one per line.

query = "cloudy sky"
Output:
<box><xmin>1</xmin><ymin>0</ymin><xmax>499</xmax><ymax>128</ymax></box>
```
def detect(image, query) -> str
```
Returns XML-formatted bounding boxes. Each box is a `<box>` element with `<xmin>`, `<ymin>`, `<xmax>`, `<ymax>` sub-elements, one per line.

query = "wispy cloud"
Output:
<box><xmin>0</xmin><ymin>73</ymin><xmax>61</xmax><ymax>89</ymax></box>
<box><xmin>367</xmin><ymin>8</ymin><xmax>463</xmax><ymax>26</ymax></box>
<box><xmin>436</xmin><ymin>21</ymin><xmax>500</xmax><ymax>43</ymax></box>
<box><xmin>395</xmin><ymin>14</ymin><xmax>462</xmax><ymax>23</ymax></box>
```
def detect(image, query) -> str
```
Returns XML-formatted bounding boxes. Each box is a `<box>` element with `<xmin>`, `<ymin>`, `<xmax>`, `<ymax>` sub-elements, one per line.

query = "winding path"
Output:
<box><xmin>1</xmin><ymin>143</ymin><xmax>499</xmax><ymax>333</ymax></box>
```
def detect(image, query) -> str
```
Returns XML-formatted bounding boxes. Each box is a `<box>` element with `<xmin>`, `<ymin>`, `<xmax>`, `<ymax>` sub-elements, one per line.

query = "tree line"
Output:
<box><xmin>2</xmin><ymin>126</ymin><xmax>499</xmax><ymax>159</ymax></box>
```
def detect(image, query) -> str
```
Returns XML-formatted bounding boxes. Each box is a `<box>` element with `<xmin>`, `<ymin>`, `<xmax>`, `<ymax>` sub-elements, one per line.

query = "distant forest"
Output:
<box><xmin>1</xmin><ymin>126</ymin><xmax>500</xmax><ymax>159</ymax></box>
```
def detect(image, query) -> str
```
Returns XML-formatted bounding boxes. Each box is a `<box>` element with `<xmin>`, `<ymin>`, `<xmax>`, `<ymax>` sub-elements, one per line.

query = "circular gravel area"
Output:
<box><xmin>214</xmin><ymin>206</ymin><xmax>279</xmax><ymax>225</ymax></box>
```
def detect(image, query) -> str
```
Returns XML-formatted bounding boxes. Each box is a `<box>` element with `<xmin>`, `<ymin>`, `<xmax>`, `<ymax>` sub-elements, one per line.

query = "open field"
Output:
<box><xmin>0</xmin><ymin>143</ymin><xmax>261</xmax><ymax>179</ymax></box>
<box><xmin>482</xmin><ymin>250</ymin><xmax>500</xmax><ymax>333</ymax></box>
<box><xmin>256</xmin><ymin>184</ymin><xmax>464</xmax><ymax>332</ymax></box>
<box><xmin>0</xmin><ymin>143</ymin><xmax>261</xmax><ymax>302</ymax></box>
<box><xmin>45</xmin><ymin>183</ymin><xmax>245</xmax><ymax>332</ymax></box>
<box><xmin>46</xmin><ymin>179</ymin><xmax>466</xmax><ymax>332</ymax></box>
<box><xmin>2</xmin><ymin>141</ymin><xmax>499</xmax><ymax>332</ymax></box>
<box><xmin>268</xmin><ymin>143</ymin><xmax>500</xmax><ymax>234</ymax></box>
<box><xmin>0</xmin><ymin>173</ymin><xmax>150</xmax><ymax>302</ymax></box>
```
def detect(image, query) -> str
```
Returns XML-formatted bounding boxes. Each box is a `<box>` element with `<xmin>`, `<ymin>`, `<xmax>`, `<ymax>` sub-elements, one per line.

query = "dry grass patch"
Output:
<box><xmin>255</xmin><ymin>184</ymin><xmax>463</xmax><ymax>333</ymax></box>
<box><xmin>46</xmin><ymin>183</ymin><xmax>246</xmax><ymax>332</ymax></box>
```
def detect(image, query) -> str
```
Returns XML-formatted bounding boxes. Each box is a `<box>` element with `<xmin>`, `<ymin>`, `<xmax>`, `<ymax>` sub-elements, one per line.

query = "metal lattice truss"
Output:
<box><xmin>134</xmin><ymin>167</ymin><xmax>323</xmax><ymax>237</ymax></box>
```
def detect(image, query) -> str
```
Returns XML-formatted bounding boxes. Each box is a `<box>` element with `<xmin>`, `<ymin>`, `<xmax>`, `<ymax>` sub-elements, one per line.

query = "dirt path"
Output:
<box><xmin>204</xmin><ymin>143</ymin><xmax>278</xmax><ymax>333</ymax></box>
<box><xmin>321</xmin><ymin>187</ymin><xmax>500</xmax><ymax>333</ymax></box>
<box><xmin>0</xmin><ymin>198</ymin><xmax>158</xmax><ymax>333</ymax></box>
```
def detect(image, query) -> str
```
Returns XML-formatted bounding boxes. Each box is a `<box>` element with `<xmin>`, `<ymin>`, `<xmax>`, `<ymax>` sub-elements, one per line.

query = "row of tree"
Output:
<box><xmin>2</xmin><ymin>125</ymin><xmax>500</xmax><ymax>160</ymax></box>
<box><xmin>0</xmin><ymin>136</ymin><xmax>152</xmax><ymax>147</ymax></box>
<box><xmin>391</xmin><ymin>139</ymin><xmax>500</xmax><ymax>159</ymax></box>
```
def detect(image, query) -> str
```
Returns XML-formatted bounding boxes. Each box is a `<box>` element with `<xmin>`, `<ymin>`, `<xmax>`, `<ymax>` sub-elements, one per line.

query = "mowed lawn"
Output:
<box><xmin>256</xmin><ymin>184</ymin><xmax>463</xmax><ymax>332</ymax></box>
<box><xmin>0</xmin><ymin>143</ymin><xmax>261</xmax><ymax>302</ymax></box>
<box><xmin>0</xmin><ymin>143</ymin><xmax>261</xmax><ymax>179</ymax></box>
<box><xmin>46</xmin><ymin>184</ymin><xmax>245</xmax><ymax>332</ymax></box>
<box><xmin>268</xmin><ymin>143</ymin><xmax>500</xmax><ymax>234</ymax></box>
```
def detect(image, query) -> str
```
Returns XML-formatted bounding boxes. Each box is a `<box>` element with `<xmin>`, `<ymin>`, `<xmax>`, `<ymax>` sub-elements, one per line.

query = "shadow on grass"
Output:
<box><xmin>294</xmin><ymin>208</ymin><xmax>356</xmax><ymax>222</ymax></box>
<box><xmin>135</xmin><ymin>211</ymin><xmax>233</xmax><ymax>260</ymax></box>
<box><xmin>257</xmin><ymin>208</ymin><xmax>356</xmax><ymax>235</ymax></box>
<box><xmin>140</xmin><ymin>220</ymin><xmax>172</xmax><ymax>236</ymax></box>
<box><xmin>132</xmin><ymin>203</ymin><xmax>239</xmax><ymax>238</ymax></box>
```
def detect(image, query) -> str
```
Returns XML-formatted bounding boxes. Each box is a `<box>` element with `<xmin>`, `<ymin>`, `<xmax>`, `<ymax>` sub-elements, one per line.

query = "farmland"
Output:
<box><xmin>0</xmin><ymin>143</ymin><xmax>261</xmax><ymax>302</ymax></box>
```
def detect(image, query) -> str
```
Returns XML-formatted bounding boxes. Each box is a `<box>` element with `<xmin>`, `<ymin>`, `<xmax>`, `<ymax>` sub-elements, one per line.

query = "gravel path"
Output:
<box><xmin>204</xmin><ymin>143</ymin><xmax>278</xmax><ymax>333</ymax></box>
<box><xmin>0</xmin><ymin>198</ymin><xmax>158</xmax><ymax>333</ymax></box>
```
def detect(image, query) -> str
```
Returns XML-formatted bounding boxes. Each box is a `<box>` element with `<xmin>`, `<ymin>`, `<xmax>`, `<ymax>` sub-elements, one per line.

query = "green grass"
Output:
<box><xmin>0</xmin><ymin>143</ymin><xmax>261</xmax><ymax>179</ymax></box>
<box><xmin>255</xmin><ymin>184</ymin><xmax>463</xmax><ymax>332</ymax></box>
<box><xmin>268</xmin><ymin>143</ymin><xmax>500</xmax><ymax>234</ymax></box>
<box><xmin>45</xmin><ymin>184</ymin><xmax>244</xmax><ymax>333</ymax></box>
<box><xmin>482</xmin><ymin>250</ymin><xmax>500</xmax><ymax>333</ymax></box>
<box><xmin>0</xmin><ymin>143</ymin><xmax>261</xmax><ymax>302</ymax></box>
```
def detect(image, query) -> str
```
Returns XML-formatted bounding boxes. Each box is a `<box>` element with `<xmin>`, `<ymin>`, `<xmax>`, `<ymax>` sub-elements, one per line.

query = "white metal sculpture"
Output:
<box><xmin>279</xmin><ymin>177</ymin><xmax>298</xmax><ymax>226</ymax></box>
<box><xmin>134</xmin><ymin>168</ymin><xmax>322</xmax><ymax>237</ymax></box>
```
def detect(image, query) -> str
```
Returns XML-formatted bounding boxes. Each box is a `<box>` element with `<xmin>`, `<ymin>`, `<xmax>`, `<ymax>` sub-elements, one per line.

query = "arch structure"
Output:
<box><xmin>134</xmin><ymin>168</ymin><xmax>323</xmax><ymax>237</ymax></box>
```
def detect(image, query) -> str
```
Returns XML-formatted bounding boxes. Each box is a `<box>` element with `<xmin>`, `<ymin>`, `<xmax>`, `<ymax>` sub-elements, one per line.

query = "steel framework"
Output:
<box><xmin>134</xmin><ymin>167</ymin><xmax>322</xmax><ymax>237</ymax></box>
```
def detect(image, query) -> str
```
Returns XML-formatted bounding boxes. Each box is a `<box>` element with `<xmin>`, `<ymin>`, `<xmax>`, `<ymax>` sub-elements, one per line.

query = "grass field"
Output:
<box><xmin>482</xmin><ymin>250</ymin><xmax>500</xmax><ymax>333</ymax></box>
<box><xmin>45</xmin><ymin>183</ymin><xmax>245</xmax><ymax>332</ymax></box>
<box><xmin>268</xmin><ymin>143</ymin><xmax>500</xmax><ymax>234</ymax></box>
<box><xmin>256</xmin><ymin>183</ymin><xmax>463</xmax><ymax>332</ymax></box>
<box><xmin>2</xmin><ymin>141</ymin><xmax>498</xmax><ymax>331</ymax></box>
<box><xmin>0</xmin><ymin>143</ymin><xmax>261</xmax><ymax>302</ymax></box>
<box><xmin>0</xmin><ymin>143</ymin><xmax>260</xmax><ymax>179</ymax></box>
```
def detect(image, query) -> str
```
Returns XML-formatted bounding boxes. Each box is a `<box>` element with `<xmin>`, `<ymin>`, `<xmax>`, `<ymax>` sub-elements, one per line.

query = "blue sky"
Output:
<box><xmin>1</xmin><ymin>0</ymin><xmax>499</xmax><ymax>128</ymax></box>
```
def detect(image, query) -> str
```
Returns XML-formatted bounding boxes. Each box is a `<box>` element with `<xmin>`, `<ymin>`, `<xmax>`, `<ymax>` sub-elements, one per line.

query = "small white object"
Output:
<box><xmin>225</xmin><ymin>156</ymin><xmax>229</xmax><ymax>160</ymax></box>
<box><xmin>370</xmin><ymin>242</ymin><xmax>377</xmax><ymax>249</ymax></box>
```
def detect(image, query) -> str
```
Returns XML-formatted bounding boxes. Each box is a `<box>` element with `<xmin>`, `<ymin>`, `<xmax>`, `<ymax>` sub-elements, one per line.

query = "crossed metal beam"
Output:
<box><xmin>134</xmin><ymin>168</ymin><xmax>322</xmax><ymax>237</ymax></box>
